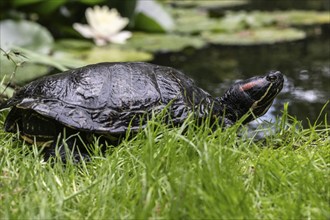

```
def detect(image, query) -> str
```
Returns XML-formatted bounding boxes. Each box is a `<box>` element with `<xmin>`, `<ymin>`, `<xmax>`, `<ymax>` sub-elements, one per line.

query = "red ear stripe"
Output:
<box><xmin>239</xmin><ymin>79</ymin><xmax>264</xmax><ymax>91</ymax></box>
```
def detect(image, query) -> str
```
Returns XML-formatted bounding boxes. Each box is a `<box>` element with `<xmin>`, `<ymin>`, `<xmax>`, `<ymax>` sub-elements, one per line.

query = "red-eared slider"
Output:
<box><xmin>0</xmin><ymin>62</ymin><xmax>284</xmax><ymax>161</ymax></box>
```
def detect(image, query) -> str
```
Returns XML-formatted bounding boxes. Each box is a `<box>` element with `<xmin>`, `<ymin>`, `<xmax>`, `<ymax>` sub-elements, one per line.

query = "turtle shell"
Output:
<box><xmin>1</xmin><ymin>62</ymin><xmax>216</xmax><ymax>134</ymax></box>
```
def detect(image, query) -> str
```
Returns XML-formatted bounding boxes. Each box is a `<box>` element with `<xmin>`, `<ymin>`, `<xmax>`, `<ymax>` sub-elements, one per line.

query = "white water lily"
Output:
<box><xmin>73</xmin><ymin>6</ymin><xmax>132</xmax><ymax>46</ymax></box>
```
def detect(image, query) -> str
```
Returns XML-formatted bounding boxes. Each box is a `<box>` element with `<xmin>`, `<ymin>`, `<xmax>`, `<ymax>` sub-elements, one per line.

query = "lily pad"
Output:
<box><xmin>134</xmin><ymin>0</ymin><xmax>174</xmax><ymax>32</ymax></box>
<box><xmin>218</xmin><ymin>11</ymin><xmax>276</xmax><ymax>32</ymax></box>
<box><xmin>271</xmin><ymin>10</ymin><xmax>330</xmax><ymax>26</ymax></box>
<box><xmin>171</xmin><ymin>9</ymin><xmax>330</xmax><ymax>35</ymax></box>
<box><xmin>54</xmin><ymin>39</ymin><xmax>94</xmax><ymax>51</ymax></box>
<box><xmin>219</xmin><ymin>10</ymin><xmax>330</xmax><ymax>30</ymax></box>
<box><xmin>169</xmin><ymin>0</ymin><xmax>248</xmax><ymax>9</ymax></box>
<box><xmin>171</xmin><ymin>8</ymin><xmax>223</xmax><ymax>34</ymax></box>
<box><xmin>202</xmin><ymin>28</ymin><xmax>306</xmax><ymax>45</ymax></box>
<box><xmin>0</xmin><ymin>19</ymin><xmax>54</xmax><ymax>53</ymax></box>
<box><xmin>53</xmin><ymin>39</ymin><xmax>153</xmax><ymax>69</ymax></box>
<box><xmin>172</xmin><ymin>9</ymin><xmax>270</xmax><ymax>35</ymax></box>
<box><xmin>125</xmin><ymin>32</ymin><xmax>205</xmax><ymax>52</ymax></box>
<box><xmin>83</xmin><ymin>46</ymin><xmax>153</xmax><ymax>63</ymax></box>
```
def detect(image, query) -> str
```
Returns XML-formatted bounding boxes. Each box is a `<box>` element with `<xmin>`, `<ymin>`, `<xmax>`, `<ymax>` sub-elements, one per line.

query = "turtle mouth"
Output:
<box><xmin>251</xmin><ymin>95</ymin><xmax>276</xmax><ymax>117</ymax></box>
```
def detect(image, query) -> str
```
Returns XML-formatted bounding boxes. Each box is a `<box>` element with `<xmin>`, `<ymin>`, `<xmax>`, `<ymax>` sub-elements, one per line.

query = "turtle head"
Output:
<box><xmin>219</xmin><ymin>71</ymin><xmax>284</xmax><ymax>124</ymax></box>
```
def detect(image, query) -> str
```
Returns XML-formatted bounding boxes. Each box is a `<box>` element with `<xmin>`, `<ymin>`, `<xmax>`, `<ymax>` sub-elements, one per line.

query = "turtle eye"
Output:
<box><xmin>266</xmin><ymin>73</ymin><xmax>278</xmax><ymax>82</ymax></box>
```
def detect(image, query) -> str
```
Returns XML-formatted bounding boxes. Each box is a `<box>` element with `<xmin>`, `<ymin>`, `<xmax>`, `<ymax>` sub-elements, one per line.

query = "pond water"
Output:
<box><xmin>152</xmin><ymin>34</ymin><xmax>330</xmax><ymax>127</ymax></box>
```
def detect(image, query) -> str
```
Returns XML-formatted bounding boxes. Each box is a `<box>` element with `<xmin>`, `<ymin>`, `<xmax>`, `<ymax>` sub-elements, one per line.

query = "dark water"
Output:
<box><xmin>152</xmin><ymin>34</ymin><xmax>330</xmax><ymax>127</ymax></box>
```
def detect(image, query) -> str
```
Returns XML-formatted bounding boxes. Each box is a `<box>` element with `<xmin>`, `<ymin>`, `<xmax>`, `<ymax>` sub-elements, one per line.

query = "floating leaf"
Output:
<box><xmin>202</xmin><ymin>28</ymin><xmax>306</xmax><ymax>45</ymax></box>
<box><xmin>272</xmin><ymin>10</ymin><xmax>330</xmax><ymax>26</ymax></box>
<box><xmin>54</xmin><ymin>39</ymin><xmax>94</xmax><ymax>51</ymax></box>
<box><xmin>134</xmin><ymin>0</ymin><xmax>174</xmax><ymax>32</ymax></box>
<box><xmin>172</xmin><ymin>8</ymin><xmax>222</xmax><ymax>34</ymax></box>
<box><xmin>125</xmin><ymin>32</ymin><xmax>205</xmax><ymax>52</ymax></box>
<box><xmin>83</xmin><ymin>46</ymin><xmax>153</xmax><ymax>63</ymax></box>
<box><xmin>172</xmin><ymin>9</ymin><xmax>271</xmax><ymax>35</ymax></box>
<box><xmin>171</xmin><ymin>9</ymin><xmax>330</xmax><ymax>36</ymax></box>
<box><xmin>220</xmin><ymin>10</ymin><xmax>330</xmax><ymax>30</ymax></box>
<box><xmin>218</xmin><ymin>11</ymin><xmax>276</xmax><ymax>32</ymax></box>
<box><xmin>169</xmin><ymin>0</ymin><xmax>248</xmax><ymax>8</ymax></box>
<box><xmin>54</xmin><ymin>40</ymin><xmax>153</xmax><ymax>68</ymax></box>
<box><xmin>0</xmin><ymin>19</ymin><xmax>54</xmax><ymax>53</ymax></box>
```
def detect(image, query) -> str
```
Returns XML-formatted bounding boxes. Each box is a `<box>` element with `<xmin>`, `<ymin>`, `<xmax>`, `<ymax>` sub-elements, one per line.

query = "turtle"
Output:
<box><xmin>0</xmin><ymin>62</ymin><xmax>284</xmax><ymax>162</ymax></box>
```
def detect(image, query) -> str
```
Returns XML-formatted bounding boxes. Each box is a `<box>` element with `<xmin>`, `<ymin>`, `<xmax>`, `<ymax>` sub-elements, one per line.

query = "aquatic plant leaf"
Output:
<box><xmin>171</xmin><ymin>9</ymin><xmax>330</xmax><ymax>35</ymax></box>
<box><xmin>202</xmin><ymin>28</ymin><xmax>306</xmax><ymax>45</ymax></box>
<box><xmin>220</xmin><ymin>10</ymin><xmax>330</xmax><ymax>30</ymax></box>
<box><xmin>169</xmin><ymin>0</ymin><xmax>248</xmax><ymax>8</ymax></box>
<box><xmin>134</xmin><ymin>0</ymin><xmax>174</xmax><ymax>32</ymax></box>
<box><xmin>0</xmin><ymin>19</ymin><xmax>54</xmax><ymax>54</ymax></box>
<box><xmin>54</xmin><ymin>39</ymin><xmax>152</xmax><ymax>66</ymax></box>
<box><xmin>171</xmin><ymin>8</ymin><xmax>222</xmax><ymax>34</ymax></box>
<box><xmin>218</xmin><ymin>11</ymin><xmax>275</xmax><ymax>32</ymax></box>
<box><xmin>54</xmin><ymin>39</ymin><xmax>94</xmax><ymax>51</ymax></box>
<box><xmin>84</xmin><ymin>47</ymin><xmax>153</xmax><ymax>63</ymax></box>
<box><xmin>272</xmin><ymin>10</ymin><xmax>330</xmax><ymax>26</ymax></box>
<box><xmin>124</xmin><ymin>32</ymin><xmax>205</xmax><ymax>52</ymax></box>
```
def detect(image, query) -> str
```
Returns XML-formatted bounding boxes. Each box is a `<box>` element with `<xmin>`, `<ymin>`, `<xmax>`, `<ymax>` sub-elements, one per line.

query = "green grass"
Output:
<box><xmin>0</xmin><ymin>104</ymin><xmax>329</xmax><ymax>219</ymax></box>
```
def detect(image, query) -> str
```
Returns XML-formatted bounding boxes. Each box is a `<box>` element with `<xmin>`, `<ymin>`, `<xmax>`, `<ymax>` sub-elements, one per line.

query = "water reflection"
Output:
<box><xmin>152</xmin><ymin>35</ymin><xmax>330</xmax><ymax>126</ymax></box>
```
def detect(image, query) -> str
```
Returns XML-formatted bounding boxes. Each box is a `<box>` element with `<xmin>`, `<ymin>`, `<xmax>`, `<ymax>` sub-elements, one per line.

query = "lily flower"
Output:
<box><xmin>73</xmin><ymin>6</ymin><xmax>132</xmax><ymax>46</ymax></box>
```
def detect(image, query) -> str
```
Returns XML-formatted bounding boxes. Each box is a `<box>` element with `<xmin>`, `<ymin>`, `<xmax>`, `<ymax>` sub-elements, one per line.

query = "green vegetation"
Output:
<box><xmin>0</xmin><ymin>104</ymin><xmax>329</xmax><ymax>219</ymax></box>
<box><xmin>0</xmin><ymin>1</ymin><xmax>329</xmax><ymax>218</ymax></box>
<box><xmin>1</xmin><ymin>1</ymin><xmax>329</xmax><ymax>88</ymax></box>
